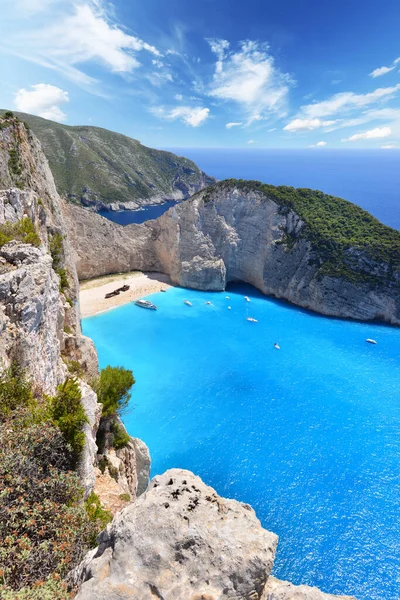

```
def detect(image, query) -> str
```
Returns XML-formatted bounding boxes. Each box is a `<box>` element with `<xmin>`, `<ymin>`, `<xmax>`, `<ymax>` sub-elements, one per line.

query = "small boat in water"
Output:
<box><xmin>206</xmin><ymin>301</ymin><xmax>213</xmax><ymax>306</ymax></box>
<box><xmin>134</xmin><ymin>299</ymin><xmax>157</xmax><ymax>310</ymax></box>
<box><xmin>228</xmin><ymin>306</ymin><xmax>231</xmax><ymax>310</ymax></box>
<box><xmin>366</xmin><ymin>338</ymin><xmax>377</xmax><ymax>344</ymax></box>
<box><xmin>244</xmin><ymin>296</ymin><xmax>250</xmax><ymax>302</ymax></box>
<box><xmin>246</xmin><ymin>317</ymin><xmax>258</xmax><ymax>323</ymax></box>
<box><xmin>225</xmin><ymin>296</ymin><xmax>230</xmax><ymax>299</ymax></box>
<box><xmin>184</xmin><ymin>300</ymin><xmax>192</xmax><ymax>306</ymax></box>
<box><xmin>274</xmin><ymin>343</ymin><xmax>281</xmax><ymax>350</ymax></box>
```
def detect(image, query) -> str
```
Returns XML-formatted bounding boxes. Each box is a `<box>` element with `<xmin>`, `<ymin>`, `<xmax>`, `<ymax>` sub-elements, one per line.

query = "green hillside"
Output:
<box><xmin>0</xmin><ymin>110</ymin><xmax>215</xmax><ymax>208</ymax></box>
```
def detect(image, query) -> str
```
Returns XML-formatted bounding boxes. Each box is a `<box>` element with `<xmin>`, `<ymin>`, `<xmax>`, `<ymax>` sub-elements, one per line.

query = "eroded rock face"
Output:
<box><xmin>64</xmin><ymin>186</ymin><xmax>400</xmax><ymax>325</ymax></box>
<box><xmin>74</xmin><ymin>469</ymin><xmax>278</xmax><ymax>600</ymax></box>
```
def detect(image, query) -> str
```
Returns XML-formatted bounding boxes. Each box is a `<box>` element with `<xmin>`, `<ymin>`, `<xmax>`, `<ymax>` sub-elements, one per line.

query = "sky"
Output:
<box><xmin>0</xmin><ymin>0</ymin><xmax>400</xmax><ymax>149</ymax></box>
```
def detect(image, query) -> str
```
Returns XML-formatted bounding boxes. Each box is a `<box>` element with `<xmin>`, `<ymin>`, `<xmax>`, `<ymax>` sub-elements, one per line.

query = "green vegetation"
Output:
<box><xmin>3</xmin><ymin>111</ymin><xmax>14</xmax><ymax>119</ymax></box>
<box><xmin>119</xmin><ymin>493</ymin><xmax>131</xmax><ymax>502</ymax></box>
<box><xmin>0</xmin><ymin>217</ymin><xmax>41</xmax><ymax>248</ymax></box>
<box><xmin>93</xmin><ymin>365</ymin><xmax>135</xmax><ymax>417</ymax></box>
<box><xmin>50</xmin><ymin>378</ymin><xmax>88</xmax><ymax>466</ymax></box>
<box><xmin>0</xmin><ymin>365</ymin><xmax>105</xmax><ymax>599</ymax></box>
<box><xmin>111</xmin><ymin>421</ymin><xmax>131</xmax><ymax>449</ymax></box>
<box><xmin>202</xmin><ymin>179</ymin><xmax>400</xmax><ymax>284</ymax></box>
<box><xmin>0</xmin><ymin>110</ymin><xmax>215</xmax><ymax>206</ymax></box>
<box><xmin>49</xmin><ymin>232</ymin><xmax>69</xmax><ymax>292</ymax></box>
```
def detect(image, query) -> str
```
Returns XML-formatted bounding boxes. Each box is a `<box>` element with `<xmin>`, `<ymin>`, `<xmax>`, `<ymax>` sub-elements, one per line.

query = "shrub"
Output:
<box><xmin>0</xmin><ymin>362</ymin><xmax>33</xmax><ymax>421</ymax></box>
<box><xmin>4</xmin><ymin>111</ymin><xmax>14</xmax><ymax>119</ymax></box>
<box><xmin>111</xmin><ymin>421</ymin><xmax>131</xmax><ymax>449</ymax></box>
<box><xmin>50</xmin><ymin>378</ymin><xmax>88</xmax><ymax>466</ymax></box>
<box><xmin>93</xmin><ymin>366</ymin><xmax>135</xmax><ymax>417</ymax></box>
<box><xmin>0</xmin><ymin>218</ymin><xmax>40</xmax><ymax>248</ymax></box>
<box><xmin>119</xmin><ymin>493</ymin><xmax>131</xmax><ymax>502</ymax></box>
<box><xmin>49</xmin><ymin>233</ymin><xmax>69</xmax><ymax>292</ymax></box>
<box><xmin>0</xmin><ymin>424</ymin><xmax>95</xmax><ymax>592</ymax></box>
<box><xmin>84</xmin><ymin>492</ymin><xmax>113</xmax><ymax>545</ymax></box>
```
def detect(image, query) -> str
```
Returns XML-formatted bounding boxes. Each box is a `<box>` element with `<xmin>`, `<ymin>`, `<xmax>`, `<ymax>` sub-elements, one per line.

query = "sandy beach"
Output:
<box><xmin>79</xmin><ymin>271</ymin><xmax>173</xmax><ymax>318</ymax></box>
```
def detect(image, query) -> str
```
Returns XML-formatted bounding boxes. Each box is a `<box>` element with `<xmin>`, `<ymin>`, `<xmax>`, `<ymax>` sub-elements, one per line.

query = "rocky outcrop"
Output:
<box><xmin>65</xmin><ymin>183</ymin><xmax>400</xmax><ymax>325</ymax></box>
<box><xmin>73</xmin><ymin>469</ymin><xmax>355</xmax><ymax>600</ymax></box>
<box><xmin>263</xmin><ymin>577</ymin><xmax>354</xmax><ymax>600</ymax></box>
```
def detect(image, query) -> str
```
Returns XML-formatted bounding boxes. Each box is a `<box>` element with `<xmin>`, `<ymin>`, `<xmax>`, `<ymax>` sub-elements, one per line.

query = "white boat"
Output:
<box><xmin>244</xmin><ymin>296</ymin><xmax>250</xmax><ymax>302</ymax></box>
<box><xmin>246</xmin><ymin>317</ymin><xmax>258</xmax><ymax>323</ymax></box>
<box><xmin>274</xmin><ymin>343</ymin><xmax>281</xmax><ymax>350</ymax></box>
<box><xmin>135</xmin><ymin>299</ymin><xmax>157</xmax><ymax>310</ymax></box>
<box><xmin>225</xmin><ymin>296</ymin><xmax>230</xmax><ymax>299</ymax></box>
<box><xmin>206</xmin><ymin>301</ymin><xmax>213</xmax><ymax>306</ymax></box>
<box><xmin>228</xmin><ymin>306</ymin><xmax>231</xmax><ymax>310</ymax></box>
<box><xmin>366</xmin><ymin>338</ymin><xmax>377</xmax><ymax>344</ymax></box>
<box><xmin>184</xmin><ymin>300</ymin><xmax>192</xmax><ymax>306</ymax></box>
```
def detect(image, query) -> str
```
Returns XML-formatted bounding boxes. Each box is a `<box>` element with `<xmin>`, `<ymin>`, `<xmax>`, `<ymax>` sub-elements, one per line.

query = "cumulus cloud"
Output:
<box><xmin>14</xmin><ymin>83</ymin><xmax>69</xmax><ymax>122</ymax></box>
<box><xmin>247</xmin><ymin>139</ymin><xmax>255</xmax><ymax>144</ymax></box>
<box><xmin>207</xmin><ymin>39</ymin><xmax>292</xmax><ymax>124</ymax></box>
<box><xmin>342</xmin><ymin>126</ymin><xmax>392</xmax><ymax>142</ymax></box>
<box><xmin>226</xmin><ymin>122</ymin><xmax>243</xmax><ymax>128</ymax></box>
<box><xmin>309</xmin><ymin>141</ymin><xmax>327</xmax><ymax>147</ymax></box>
<box><xmin>151</xmin><ymin>105</ymin><xmax>210</xmax><ymax>127</ymax></box>
<box><xmin>284</xmin><ymin>118</ymin><xmax>336</xmax><ymax>132</ymax></box>
<box><xmin>381</xmin><ymin>143</ymin><xmax>397</xmax><ymax>148</ymax></box>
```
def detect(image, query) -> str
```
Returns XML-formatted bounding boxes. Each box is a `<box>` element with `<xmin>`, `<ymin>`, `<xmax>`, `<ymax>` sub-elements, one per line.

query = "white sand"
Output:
<box><xmin>79</xmin><ymin>271</ymin><xmax>173</xmax><ymax>318</ymax></box>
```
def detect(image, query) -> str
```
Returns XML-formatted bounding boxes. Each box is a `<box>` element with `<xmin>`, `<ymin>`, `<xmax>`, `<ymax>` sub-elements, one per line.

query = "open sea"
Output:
<box><xmin>101</xmin><ymin>149</ymin><xmax>400</xmax><ymax>230</ymax></box>
<box><xmin>83</xmin><ymin>283</ymin><xmax>400</xmax><ymax>600</ymax></box>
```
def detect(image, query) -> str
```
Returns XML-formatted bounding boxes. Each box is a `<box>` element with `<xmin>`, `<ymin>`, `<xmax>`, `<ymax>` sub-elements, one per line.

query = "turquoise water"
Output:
<box><xmin>83</xmin><ymin>284</ymin><xmax>400</xmax><ymax>600</ymax></box>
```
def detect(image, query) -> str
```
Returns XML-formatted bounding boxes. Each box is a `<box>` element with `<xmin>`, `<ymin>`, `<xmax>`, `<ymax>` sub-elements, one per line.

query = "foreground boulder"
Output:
<box><xmin>73</xmin><ymin>469</ymin><xmax>355</xmax><ymax>600</ymax></box>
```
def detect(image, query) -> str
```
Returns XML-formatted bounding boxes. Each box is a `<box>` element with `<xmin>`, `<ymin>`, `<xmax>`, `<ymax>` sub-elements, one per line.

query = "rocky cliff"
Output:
<box><xmin>1</xmin><ymin>110</ymin><xmax>216</xmax><ymax>210</ymax></box>
<box><xmin>65</xmin><ymin>180</ymin><xmax>400</xmax><ymax>325</ymax></box>
<box><xmin>0</xmin><ymin>115</ymin><xmax>149</xmax><ymax>500</ymax></box>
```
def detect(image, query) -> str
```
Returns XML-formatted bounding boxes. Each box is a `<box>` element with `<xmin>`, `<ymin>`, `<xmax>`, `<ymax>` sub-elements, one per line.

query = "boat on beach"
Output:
<box><xmin>134</xmin><ymin>299</ymin><xmax>157</xmax><ymax>310</ymax></box>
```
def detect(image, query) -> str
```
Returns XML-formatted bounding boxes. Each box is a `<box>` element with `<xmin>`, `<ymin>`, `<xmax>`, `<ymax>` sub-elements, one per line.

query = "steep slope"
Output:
<box><xmin>65</xmin><ymin>180</ymin><xmax>400</xmax><ymax>324</ymax></box>
<box><xmin>0</xmin><ymin>110</ymin><xmax>216</xmax><ymax>209</ymax></box>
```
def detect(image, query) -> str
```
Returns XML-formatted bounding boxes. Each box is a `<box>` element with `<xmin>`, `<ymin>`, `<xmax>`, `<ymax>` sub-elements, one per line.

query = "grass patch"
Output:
<box><xmin>0</xmin><ymin>218</ymin><xmax>40</xmax><ymax>248</ymax></box>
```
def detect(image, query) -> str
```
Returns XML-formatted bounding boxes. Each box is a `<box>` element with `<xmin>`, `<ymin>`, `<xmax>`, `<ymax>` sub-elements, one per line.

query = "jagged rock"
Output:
<box><xmin>74</xmin><ymin>469</ymin><xmax>278</xmax><ymax>600</ymax></box>
<box><xmin>262</xmin><ymin>577</ymin><xmax>355</xmax><ymax>600</ymax></box>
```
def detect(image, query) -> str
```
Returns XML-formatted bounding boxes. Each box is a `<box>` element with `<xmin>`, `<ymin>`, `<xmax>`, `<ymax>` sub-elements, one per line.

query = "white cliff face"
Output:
<box><xmin>65</xmin><ymin>186</ymin><xmax>400</xmax><ymax>325</ymax></box>
<box><xmin>73</xmin><ymin>469</ymin><xmax>356</xmax><ymax>600</ymax></box>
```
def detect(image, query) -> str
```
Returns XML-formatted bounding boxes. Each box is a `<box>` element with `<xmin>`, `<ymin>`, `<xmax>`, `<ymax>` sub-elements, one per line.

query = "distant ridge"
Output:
<box><xmin>0</xmin><ymin>110</ymin><xmax>216</xmax><ymax>210</ymax></box>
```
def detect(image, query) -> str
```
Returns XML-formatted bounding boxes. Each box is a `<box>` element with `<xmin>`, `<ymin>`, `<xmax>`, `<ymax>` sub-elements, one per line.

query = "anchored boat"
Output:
<box><xmin>134</xmin><ymin>299</ymin><xmax>157</xmax><ymax>310</ymax></box>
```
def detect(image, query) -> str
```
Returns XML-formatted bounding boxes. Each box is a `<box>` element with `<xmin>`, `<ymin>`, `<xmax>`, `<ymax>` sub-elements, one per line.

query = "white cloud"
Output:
<box><xmin>6</xmin><ymin>2</ymin><xmax>161</xmax><ymax>89</ymax></box>
<box><xmin>394</xmin><ymin>57</ymin><xmax>400</xmax><ymax>65</ymax></box>
<box><xmin>175</xmin><ymin>94</ymin><xmax>183</xmax><ymax>101</ymax></box>
<box><xmin>247</xmin><ymin>139</ymin><xmax>255</xmax><ymax>144</ymax></box>
<box><xmin>316</xmin><ymin>141</ymin><xmax>327</xmax><ymax>146</ymax></box>
<box><xmin>207</xmin><ymin>39</ymin><xmax>292</xmax><ymax>124</ymax></box>
<box><xmin>284</xmin><ymin>118</ymin><xmax>336</xmax><ymax>132</ymax></box>
<box><xmin>226</xmin><ymin>122</ymin><xmax>243</xmax><ymax>128</ymax></box>
<box><xmin>268</xmin><ymin>127</ymin><xmax>276</xmax><ymax>132</ymax></box>
<box><xmin>370</xmin><ymin>66</ymin><xmax>395</xmax><ymax>78</ymax></box>
<box><xmin>294</xmin><ymin>85</ymin><xmax>400</xmax><ymax>121</ymax></box>
<box><xmin>151</xmin><ymin>105</ymin><xmax>210</xmax><ymax>127</ymax></box>
<box><xmin>381</xmin><ymin>143</ymin><xmax>397</xmax><ymax>148</ymax></box>
<box><xmin>342</xmin><ymin>126</ymin><xmax>392</xmax><ymax>142</ymax></box>
<box><xmin>14</xmin><ymin>83</ymin><xmax>69</xmax><ymax>122</ymax></box>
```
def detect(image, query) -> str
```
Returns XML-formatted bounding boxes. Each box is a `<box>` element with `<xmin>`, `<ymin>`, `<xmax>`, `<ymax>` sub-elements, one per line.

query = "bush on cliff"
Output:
<box><xmin>50</xmin><ymin>378</ymin><xmax>88</xmax><ymax>466</ymax></box>
<box><xmin>0</xmin><ymin>362</ymin><xmax>33</xmax><ymax>420</ymax></box>
<box><xmin>93</xmin><ymin>365</ymin><xmax>135</xmax><ymax>417</ymax></box>
<box><xmin>0</xmin><ymin>218</ymin><xmax>40</xmax><ymax>249</ymax></box>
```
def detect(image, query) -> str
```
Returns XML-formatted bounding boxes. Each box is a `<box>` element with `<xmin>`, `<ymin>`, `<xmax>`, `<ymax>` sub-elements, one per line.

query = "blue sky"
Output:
<box><xmin>1</xmin><ymin>0</ymin><xmax>399</xmax><ymax>149</ymax></box>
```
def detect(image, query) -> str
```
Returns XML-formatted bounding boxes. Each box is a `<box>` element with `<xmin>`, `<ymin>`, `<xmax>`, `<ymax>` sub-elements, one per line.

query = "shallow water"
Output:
<box><xmin>83</xmin><ymin>284</ymin><xmax>400</xmax><ymax>600</ymax></box>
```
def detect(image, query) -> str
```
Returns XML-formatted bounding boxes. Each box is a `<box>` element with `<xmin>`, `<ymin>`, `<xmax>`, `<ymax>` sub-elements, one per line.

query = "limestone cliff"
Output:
<box><xmin>0</xmin><ymin>115</ymin><xmax>149</xmax><ymax>500</ymax></box>
<box><xmin>65</xmin><ymin>181</ymin><xmax>400</xmax><ymax>325</ymax></box>
<box><xmin>73</xmin><ymin>469</ymin><xmax>356</xmax><ymax>600</ymax></box>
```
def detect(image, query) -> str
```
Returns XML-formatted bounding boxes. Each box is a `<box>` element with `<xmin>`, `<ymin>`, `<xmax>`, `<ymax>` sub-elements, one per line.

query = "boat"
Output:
<box><xmin>366</xmin><ymin>338</ymin><xmax>377</xmax><ymax>344</ymax></box>
<box><xmin>225</xmin><ymin>296</ymin><xmax>230</xmax><ymax>299</ymax></box>
<box><xmin>244</xmin><ymin>296</ymin><xmax>250</xmax><ymax>302</ymax></box>
<box><xmin>160</xmin><ymin>289</ymin><xmax>167</xmax><ymax>292</ymax></box>
<box><xmin>184</xmin><ymin>300</ymin><xmax>192</xmax><ymax>306</ymax></box>
<box><xmin>228</xmin><ymin>306</ymin><xmax>231</xmax><ymax>310</ymax></box>
<box><xmin>105</xmin><ymin>290</ymin><xmax>120</xmax><ymax>299</ymax></box>
<box><xmin>206</xmin><ymin>301</ymin><xmax>213</xmax><ymax>306</ymax></box>
<box><xmin>274</xmin><ymin>343</ymin><xmax>281</xmax><ymax>350</ymax></box>
<box><xmin>246</xmin><ymin>317</ymin><xmax>258</xmax><ymax>323</ymax></box>
<box><xmin>134</xmin><ymin>299</ymin><xmax>157</xmax><ymax>310</ymax></box>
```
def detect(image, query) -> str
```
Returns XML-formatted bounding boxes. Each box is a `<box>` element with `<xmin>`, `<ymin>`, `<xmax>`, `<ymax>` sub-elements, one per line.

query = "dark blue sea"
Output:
<box><xmin>101</xmin><ymin>149</ymin><xmax>400</xmax><ymax>229</ymax></box>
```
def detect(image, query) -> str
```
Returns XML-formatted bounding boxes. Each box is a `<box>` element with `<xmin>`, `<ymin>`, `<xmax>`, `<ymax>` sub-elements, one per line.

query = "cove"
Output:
<box><xmin>99</xmin><ymin>199</ymin><xmax>180</xmax><ymax>225</ymax></box>
<box><xmin>82</xmin><ymin>283</ymin><xmax>400</xmax><ymax>600</ymax></box>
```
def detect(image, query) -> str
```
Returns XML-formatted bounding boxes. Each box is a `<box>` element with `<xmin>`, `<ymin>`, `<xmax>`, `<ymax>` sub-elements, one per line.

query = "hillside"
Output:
<box><xmin>0</xmin><ymin>110</ymin><xmax>216</xmax><ymax>209</ymax></box>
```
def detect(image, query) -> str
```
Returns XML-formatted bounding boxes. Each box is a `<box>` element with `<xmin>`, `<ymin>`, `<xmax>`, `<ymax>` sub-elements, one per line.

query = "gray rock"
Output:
<box><xmin>79</xmin><ymin>381</ymin><xmax>102</xmax><ymax>497</ymax></box>
<box><xmin>262</xmin><ymin>577</ymin><xmax>355</xmax><ymax>600</ymax></box>
<box><xmin>74</xmin><ymin>468</ymin><xmax>278</xmax><ymax>600</ymax></box>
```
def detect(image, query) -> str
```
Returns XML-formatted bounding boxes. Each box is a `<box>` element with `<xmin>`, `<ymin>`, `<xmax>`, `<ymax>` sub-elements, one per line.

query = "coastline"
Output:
<box><xmin>79</xmin><ymin>271</ymin><xmax>173</xmax><ymax>318</ymax></box>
